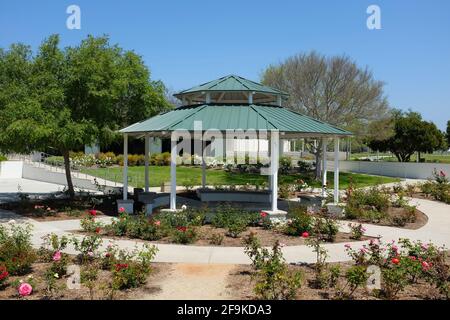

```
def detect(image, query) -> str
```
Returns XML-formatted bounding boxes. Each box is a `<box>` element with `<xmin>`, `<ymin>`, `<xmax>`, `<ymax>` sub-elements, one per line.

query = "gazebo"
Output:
<box><xmin>118</xmin><ymin>75</ymin><xmax>351</xmax><ymax>215</ymax></box>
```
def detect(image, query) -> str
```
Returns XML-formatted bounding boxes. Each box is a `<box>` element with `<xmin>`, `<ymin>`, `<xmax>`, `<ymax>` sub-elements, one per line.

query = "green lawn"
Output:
<box><xmin>82</xmin><ymin>166</ymin><xmax>400</xmax><ymax>190</ymax></box>
<box><xmin>351</xmin><ymin>152</ymin><xmax>450</xmax><ymax>164</ymax></box>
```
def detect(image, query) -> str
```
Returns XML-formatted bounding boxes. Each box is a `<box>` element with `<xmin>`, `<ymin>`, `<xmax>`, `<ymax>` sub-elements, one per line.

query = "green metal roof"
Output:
<box><xmin>120</xmin><ymin>104</ymin><xmax>352</xmax><ymax>136</ymax></box>
<box><xmin>174</xmin><ymin>75</ymin><xmax>288</xmax><ymax>98</ymax></box>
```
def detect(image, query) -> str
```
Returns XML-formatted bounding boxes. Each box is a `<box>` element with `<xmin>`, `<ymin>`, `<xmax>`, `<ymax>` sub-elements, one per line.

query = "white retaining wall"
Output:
<box><xmin>330</xmin><ymin>160</ymin><xmax>450</xmax><ymax>180</ymax></box>
<box><xmin>0</xmin><ymin>161</ymin><xmax>24</xmax><ymax>178</ymax></box>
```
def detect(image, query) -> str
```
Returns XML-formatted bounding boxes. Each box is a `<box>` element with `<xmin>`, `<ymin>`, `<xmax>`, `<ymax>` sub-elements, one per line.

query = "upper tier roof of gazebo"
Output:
<box><xmin>173</xmin><ymin>75</ymin><xmax>288</xmax><ymax>105</ymax></box>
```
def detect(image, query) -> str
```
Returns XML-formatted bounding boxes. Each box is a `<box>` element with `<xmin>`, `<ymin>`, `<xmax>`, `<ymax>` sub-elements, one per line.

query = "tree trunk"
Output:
<box><xmin>62</xmin><ymin>150</ymin><xmax>75</xmax><ymax>199</ymax></box>
<box><xmin>315</xmin><ymin>152</ymin><xmax>322</xmax><ymax>180</ymax></box>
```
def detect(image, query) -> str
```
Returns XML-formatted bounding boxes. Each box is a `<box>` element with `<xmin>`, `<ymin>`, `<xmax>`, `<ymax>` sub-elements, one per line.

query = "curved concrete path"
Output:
<box><xmin>1</xmin><ymin>197</ymin><xmax>449</xmax><ymax>264</ymax></box>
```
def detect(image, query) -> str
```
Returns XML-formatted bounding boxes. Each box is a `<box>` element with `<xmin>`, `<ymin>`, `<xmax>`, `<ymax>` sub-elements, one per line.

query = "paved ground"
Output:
<box><xmin>0</xmin><ymin>178</ymin><xmax>67</xmax><ymax>203</ymax></box>
<box><xmin>1</xmin><ymin>196</ymin><xmax>448</xmax><ymax>264</ymax></box>
<box><xmin>1</xmin><ymin>176</ymin><xmax>448</xmax><ymax>265</ymax></box>
<box><xmin>143</xmin><ymin>263</ymin><xmax>235</xmax><ymax>300</ymax></box>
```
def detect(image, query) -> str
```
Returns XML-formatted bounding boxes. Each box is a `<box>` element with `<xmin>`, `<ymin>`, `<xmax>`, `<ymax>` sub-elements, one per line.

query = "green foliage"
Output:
<box><xmin>244</xmin><ymin>235</ymin><xmax>302</xmax><ymax>300</ymax></box>
<box><xmin>71</xmin><ymin>234</ymin><xmax>103</xmax><ymax>264</ymax></box>
<box><xmin>283</xmin><ymin>206</ymin><xmax>312</xmax><ymax>236</ymax></box>
<box><xmin>345</xmin><ymin>187</ymin><xmax>390</xmax><ymax>222</ymax></box>
<box><xmin>0</xmin><ymin>223</ymin><xmax>36</xmax><ymax>275</ymax></box>
<box><xmin>170</xmin><ymin>226</ymin><xmax>198</xmax><ymax>244</ymax></box>
<box><xmin>0</xmin><ymin>35</ymin><xmax>171</xmax><ymax>196</ymax></box>
<box><xmin>335</xmin><ymin>266</ymin><xmax>369</xmax><ymax>299</ymax></box>
<box><xmin>348</xmin><ymin>223</ymin><xmax>366</xmax><ymax>241</ymax></box>
<box><xmin>211</xmin><ymin>205</ymin><xmax>261</xmax><ymax>237</ymax></box>
<box><xmin>368</xmin><ymin>110</ymin><xmax>447</xmax><ymax>162</ymax></box>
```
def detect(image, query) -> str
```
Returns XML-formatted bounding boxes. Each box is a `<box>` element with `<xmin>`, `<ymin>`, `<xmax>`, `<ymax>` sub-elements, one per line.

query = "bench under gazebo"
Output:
<box><xmin>118</xmin><ymin>75</ymin><xmax>351</xmax><ymax>216</ymax></box>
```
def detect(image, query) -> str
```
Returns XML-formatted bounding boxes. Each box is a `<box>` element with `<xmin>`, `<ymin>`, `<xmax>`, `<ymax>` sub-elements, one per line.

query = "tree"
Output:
<box><xmin>367</xmin><ymin>110</ymin><xmax>446</xmax><ymax>162</ymax></box>
<box><xmin>0</xmin><ymin>35</ymin><xmax>170</xmax><ymax>198</ymax></box>
<box><xmin>447</xmin><ymin>120</ymin><xmax>450</xmax><ymax>148</ymax></box>
<box><xmin>261</xmin><ymin>51</ymin><xmax>389</xmax><ymax>178</ymax></box>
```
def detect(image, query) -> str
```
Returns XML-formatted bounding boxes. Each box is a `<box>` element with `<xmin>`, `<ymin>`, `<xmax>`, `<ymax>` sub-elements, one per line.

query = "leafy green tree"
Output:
<box><xmin>367</xmin><ymin>110</ymin><xmax>446</xmax><ymax>162</ymax></box>
<box><xmin>446</xmin><ymin>120</ymin><xmax>450</xmax><ymax>148</ymax></box>
<box><xmin>0</xmin><ymin>35</ymin><xmax>170</xmax><ymax>197</ymax></box>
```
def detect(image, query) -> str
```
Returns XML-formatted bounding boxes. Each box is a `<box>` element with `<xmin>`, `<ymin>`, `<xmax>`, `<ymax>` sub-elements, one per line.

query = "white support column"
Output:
<box><xmin>123</xmin><ymin>134</ymin><xmax>128</xmax><ymax>200</ymax></box>
<box><xmin>322</xmin><ymin>138</ymin><xmax>328</xmax><ymax>197</ymax></box>
<box><xmin>201</xmin><ymin>141</ymin><xmax>206</xmax><ymax>188</ymax></box>
<box><xmin>144</xmin><ymin>134</ymin><xmax>150</xmax><ymax>192</ymax></box>
<box><xmin>248</xmin><ymin>92</ymin><xmax>254</xmax><ymax>104</ymax></box>
<box><xmin>170</xmin><ymin>137</ymin><xmax>177</xmax><ymax>210</ymax></box>
<box><xmin>270</xmin><ymin>131</ymin><xmax>279</xmax><ymax>212</ymax></box>
<box><xmin>334</xmin><ymin>138</ymin><xmax>340</xmax><ymax>204</ymax></box>
<box><xmin>205</xmin><ymin>92</ymin><xmax>211</xmax><ymax>104</ymax></box>
<box><xmin>277</xmin><ymin>95</ymin><xmax>282</xmax><ymax>106</ymax></box>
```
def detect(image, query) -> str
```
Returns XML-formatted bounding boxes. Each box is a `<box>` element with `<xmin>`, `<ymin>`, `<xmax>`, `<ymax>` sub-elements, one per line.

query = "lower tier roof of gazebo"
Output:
<box><xmin>120</xmin><ymin>103</ymin><xmax>352</xmax><ymax>139</ymax></box>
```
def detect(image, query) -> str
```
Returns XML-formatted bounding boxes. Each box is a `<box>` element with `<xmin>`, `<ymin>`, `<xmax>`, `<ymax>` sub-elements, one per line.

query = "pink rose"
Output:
<box><xmin>18</xmin><ymin>283</ymin><xmax>33</xmax><ymax>296</ymax></box>
<box><xmin>154</xmin><ymin>220</ymin><xmax>161</xmax><ymax>226</ymax></box>
<box><xmin>301</xmin><ymin>232</ymin><xmax>309</xmax><ymax>238</ymax></box>
<box><xmin>52</xmin><ymin>251</ymin><xmax>62</xmax><ymax>262</ymax></box>
<box><xmin>119</xmin><ymin>207</ymin><xmax>125</xmax><ymax>213</ymax></box>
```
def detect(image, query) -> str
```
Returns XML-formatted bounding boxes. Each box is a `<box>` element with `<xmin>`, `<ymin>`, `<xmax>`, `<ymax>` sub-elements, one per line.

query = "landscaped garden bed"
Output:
<box><xmin>0</xmin><ymin>195</ymin><xmax>118</xmax><ymax>221</ymax></box>
<box><xmin>0</xmin><ymin>222</ymin><xmax>161</xmax><ymax>300</ymax></box>
<box><xmin>339</xmin><ymin>182</ymin><xmax>428</xmax><ymax>229</ymax></box>
<box><xmin>77</xmin><ymin>205</ymin><xmax>374</xmax><ymax>247</ymax></box>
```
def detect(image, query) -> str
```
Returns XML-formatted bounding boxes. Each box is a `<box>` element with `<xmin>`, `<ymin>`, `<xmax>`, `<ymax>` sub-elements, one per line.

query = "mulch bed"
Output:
<box><xmin>76</xmin><ymin>225</ymin><xmax>375</xmax><ymax>247</ymax></box>
<box><xmin>226</xmin><ymin>262</ymin><xmax>444</xmax><ymax>300</ymax></box>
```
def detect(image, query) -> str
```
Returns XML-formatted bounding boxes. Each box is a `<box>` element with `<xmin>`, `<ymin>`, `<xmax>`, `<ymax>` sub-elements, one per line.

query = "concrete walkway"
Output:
<box><xmin>1</xmin><ymin>196</ymin><xmax>449</xmax><ymax>264</ymax></box>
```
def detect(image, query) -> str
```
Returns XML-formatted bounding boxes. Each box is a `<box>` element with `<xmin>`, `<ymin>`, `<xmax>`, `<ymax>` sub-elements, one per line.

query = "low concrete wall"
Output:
<box><xmin>331</xmin><ymin>160</ymin><xmax>450</xmax><ymax>180</ymax></box>
<box><xmin>197</xmin><ymin>189</ymin><xmax>271</xmax><ymax>203</ymax></box>
<box><xmin>0</xmin><ymin>161</ymin><xmax>24</xmax><ymax>178</ymax></box>
<box><xmin>22</xmin><ymin>163</ymin><xmax>98</xmax><ymax>191</ymax></box>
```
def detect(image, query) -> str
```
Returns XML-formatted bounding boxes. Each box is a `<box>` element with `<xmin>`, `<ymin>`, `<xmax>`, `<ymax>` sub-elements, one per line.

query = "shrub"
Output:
<box><xmin>345</xmin><ymin>187</ymin><xmax>391</xmax><ymax>222</ymax></box>
<box><xmin>0</xmin><ymin>265</ymin><xmax>9</xmax><ymax>288</ymax></box>
<box><xmin>125</xmin><ymin>214</ymin><xmax>167</xmax><ymax>241</ymax></box>
<box><xmin>226</xmin><ymin>218</ymin><xmax>248</xmax><ymax>238</ymax></box>
<box><xmin>80</xmin><ymin>215</ymin><xmax>104</xmax><ymax>234</ymax></box>
<box><xmin>211</xmin><ymin>205</ymin><xmax>258</xmax><ymax>232</ymax></box>
<box><xmin>283</xmin><ymin>206</ymin><xmax>312</xmax><ymax>236</ymax></box>
<box><xmin>381</xmin><ymin>259</ymin><xmax>409</xmax><ymax>299</ymax></box>
<box><xmin>40</xmin><ymin>234</ymin><xmax>70</xmax><ymax>277</ymax></box>
<box><xmin>279</xmin><ymin>156</ymin><xmax>293</xmax><ymax>173</ymax></box>
<box><xmin>348</xmin><ymin>223</ymin><xmax>366</xmax><ymax>240</ymax></box>
<box><xmin>244</xmin><ymin>232</ymin><xmax>269</xmax><ymax>270</ymax></box>
<box><xmin>251</xmin><ymin>240</ymin><xmax>302</xmax><ymax>300</ymax></box>
<box><xmin>335</xmin><ymin>266</ymin><xmax>369</xmax><ymax>299</ymax></box>
<box><xmin>71</xmin><ymin>235</ymin><xmax>103</xmax><ymax>264</ymax></box>
<box><xmin>81</xmin><ymin>262</ymin><xmax>99</xmax><ymax>299</ymax></box>
<box><xmin>0</xmin><ymin>223</ymin><xmax>36</xmax><ymax>275</ymax></box>
<box><xmin>111</xmin><ymin>244</ymin><xmax>157</xmax><ymax>290</ymax></box>
<box><xmin>209</xmin><ymin>233</ymin><xmax>224</xmax><ymax>245</ymax></box>
<box><xmin>171</xmin><ymin>226</ymin><xmax>198</xmax><ymax>244</ymax></box>
<box><xmin>278</xmin><ymin>184</ymin><xmax>294</xmax><ymax>199</ymax></box>
<box><xmin>317</xmin><ymin>215</ymin><xmax>339</xmax><ymax>242</ymax></box>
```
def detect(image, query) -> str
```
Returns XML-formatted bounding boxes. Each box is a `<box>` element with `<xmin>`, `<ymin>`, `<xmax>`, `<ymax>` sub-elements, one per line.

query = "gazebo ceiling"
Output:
<box><xmin>120</xmin><ymin>103</ymin><xmax>352</xmax><ymax>138</ymax></box>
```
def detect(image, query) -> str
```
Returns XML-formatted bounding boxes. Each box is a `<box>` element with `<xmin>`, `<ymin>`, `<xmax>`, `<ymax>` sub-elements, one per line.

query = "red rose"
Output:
<box><xmin>89</xmin><ymin>209</ymin><xmax>97</xmax><ymax>216</ymax></box>
<box><xmin>260</xmin><ymin>212</ymin><xmax>267</xmax><ymax>218</ymax></box>
<box><xmin>391</xmin><ymin>258</ymin><xmax>400</xmax><ymax>265</ymax></box>
<box><xmin>0</xmin><ymin>266</ymin><xmax>8</xmax><ymax>281</ymax></box>
<box><xmin>95</xmin><ymin>227</ymin><xmax>101</xmax><ymax>234</ymax></box>
<box><xmin>177</xmin><ymin>226</ymin><xmax>187</xmax><ymax>232</ymax></box>
<box><xmin>301</xmin><ymin>232</ymin><xmax>309</xmax><ymax>238</ymax></box>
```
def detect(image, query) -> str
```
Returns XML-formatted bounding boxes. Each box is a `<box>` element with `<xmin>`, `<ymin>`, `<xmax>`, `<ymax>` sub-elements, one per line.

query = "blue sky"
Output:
<box><xmin>1</xmin><ymin>0</ymin><xmax>449</xmax><ymax>130</ymax></box>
